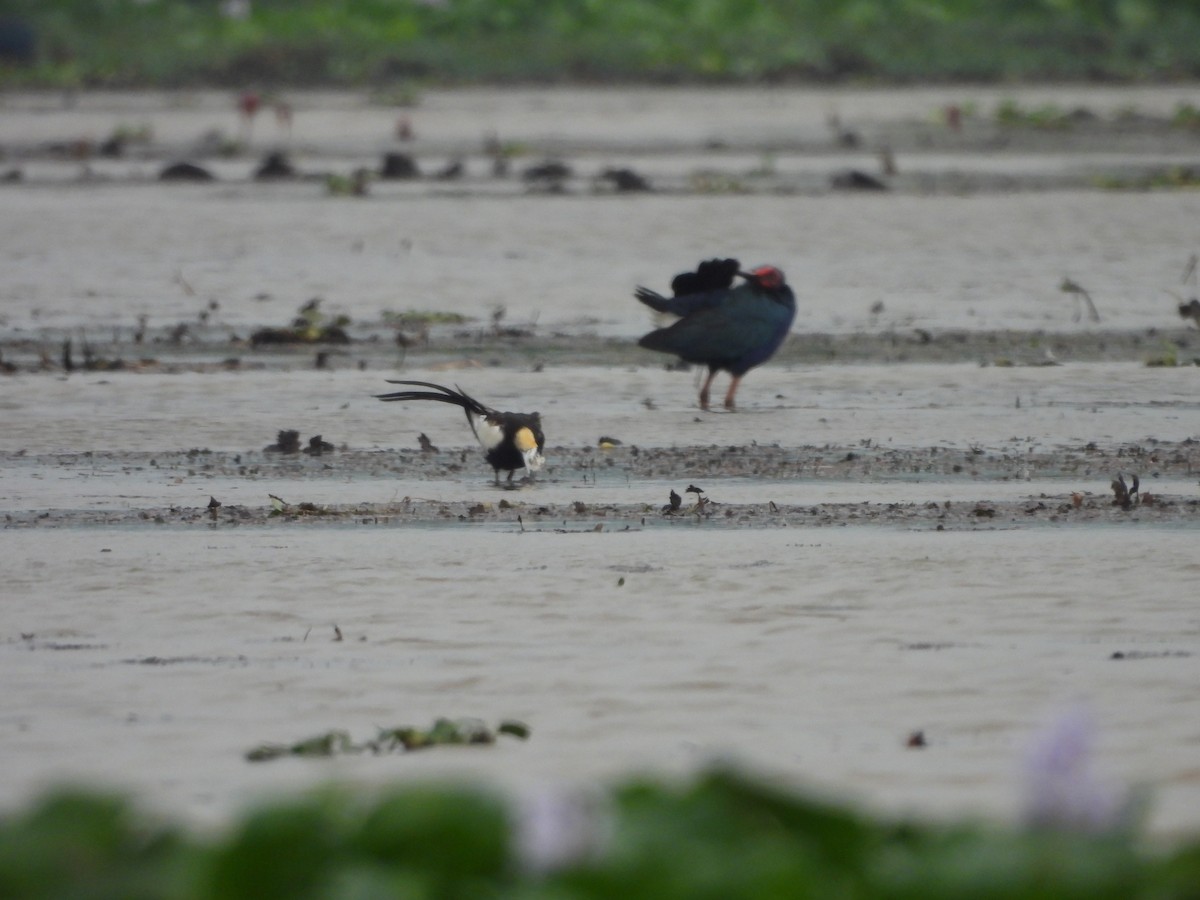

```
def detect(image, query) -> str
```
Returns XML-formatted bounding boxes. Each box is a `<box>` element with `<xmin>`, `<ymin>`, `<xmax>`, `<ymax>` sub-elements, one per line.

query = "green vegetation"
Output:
<box><xmin>1</xmin><ymin>767</ymin><xmax>1199</xmax><ymax>899</ymax></box>
<box><xmin>245</xmin><ymin>717</ymin><xmax>532</xmax><ymax>760</ymax></box>
<box><xmin>1170</xmin><ymin>102</ymin><xmax>1200</xmax><ymax>128</ymax></box>
<box><xmin>1095</xmin><ymin>165</ymin><xmax>1200</xmax><ymax>190</ymax></box>
<box><xmin>249</xmin><ymin>298</ymin><xmax>351</xmax><ymax>347</ymax></box>
<box><xmin>2</xmin><ymin>0</ymin><xmax>1200</xmax><ymax>87</ymax></box>
<box><xmin>382</xmin><ymin>309</ymin><xmax>473</xmax><ymax>327</ymax></box>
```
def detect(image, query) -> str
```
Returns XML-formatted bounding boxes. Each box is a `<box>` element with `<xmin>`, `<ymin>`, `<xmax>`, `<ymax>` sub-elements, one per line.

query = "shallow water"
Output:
<box><xmin>4</xmin><ymin>186</ymin><xmax>1199</xmax><ymax>339</ymax></box>
<box><xmin>2</xmin><ymin>86</ymin><xmax>1200</xmax><ymax>837</ymax></box>
<box><xmin>5</xmin><ymin>525</ymin><xmax>1200</xmax><ymax>837</ymax></box>
<box><xmin>4</xmin><ymin>363</ymin><xmax>1198</xmax><ymax>453</ymax></box>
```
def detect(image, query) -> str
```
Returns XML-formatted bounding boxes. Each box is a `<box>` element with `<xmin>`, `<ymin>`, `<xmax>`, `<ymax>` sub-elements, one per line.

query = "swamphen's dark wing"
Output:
<box><xmin>670</xmin><ymin>258</ymin><xmax>741</xmax><ymax>296</ymax></box>
<box><xmin>636</xmin><ymin>261</ymin><xmax>795</xmax><ymax>410</ymax></box>
<box><xmin>634</xmin><ymin>257</ymin><xmax>743</xmax><ymax>317</ymax></box>
<box><xmin>634</xmin><ymin>284</ymin><xmax>736</xmax><ymax>318</ymax></box>
<box><xmin>638</xmin><ymin>284</ymin><xmax>795</xmax><ymax>376</ymax></box>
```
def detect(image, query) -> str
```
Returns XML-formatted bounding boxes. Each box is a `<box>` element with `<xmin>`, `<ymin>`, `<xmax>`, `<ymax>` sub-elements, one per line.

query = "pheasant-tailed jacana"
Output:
<box><xmin>375</xmin><ymin>381</ymin><xmax>545</xmax><ymax>484</ymax></box>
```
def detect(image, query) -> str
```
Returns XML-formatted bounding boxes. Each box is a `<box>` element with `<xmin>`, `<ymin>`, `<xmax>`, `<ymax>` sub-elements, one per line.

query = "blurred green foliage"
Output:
<box><xmin>1</xmin><ymin>0</ymin><xmax>1199</xmax><ymax>87</ymax></box>
<box><xmin>1</xmin><ymin>768</ymin><xmax>1200</xmax><ymax>899</ymax></box>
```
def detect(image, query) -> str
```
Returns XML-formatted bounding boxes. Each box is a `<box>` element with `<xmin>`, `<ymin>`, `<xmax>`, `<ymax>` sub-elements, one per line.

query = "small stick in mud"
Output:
<box><xmin>1059</xmin><ymin>277</ymin><xmax>1101</xmax><ymax>323</ymax></box>
<box><xmin>684</xmin><ymin>484</ymin><xmax>712</xmax><ymax>516</ymax></box>
<box><xmin>1182</xmin><ymin>252</ymin><xmax>1197</xmax><ymax>286</ymax></box>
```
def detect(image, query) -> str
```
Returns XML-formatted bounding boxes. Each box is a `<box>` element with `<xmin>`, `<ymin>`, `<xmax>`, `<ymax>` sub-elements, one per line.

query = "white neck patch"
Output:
<box><xmin>473</xmin><ymin>415</ymin><xmax>504</xmax><ymax>450</ymax></box>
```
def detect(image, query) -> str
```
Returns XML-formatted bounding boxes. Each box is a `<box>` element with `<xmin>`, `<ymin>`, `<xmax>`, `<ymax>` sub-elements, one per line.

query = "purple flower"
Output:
<box><xmin>1021</xmin><ymin>705</ymin><xmax>1127</xmax><ymax>832</ymax></box>
<box><xmin>512</xmin><ymin>785</ymin><xmax>610</xmax><ymax>873</ymax></box>
<box><xmin>219</xmin><ymin>0</ymin><xmax>252</xmax><ymax>20</ymax></box>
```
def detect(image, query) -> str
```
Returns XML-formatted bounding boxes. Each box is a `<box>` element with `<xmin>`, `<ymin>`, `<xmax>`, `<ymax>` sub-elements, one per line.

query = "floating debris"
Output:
<box><xmin>250</xmin><ymin>298</ymin><xmax>351</xmax><ymax>347</ymax></box>
<box><xmin>303</xmin><ymin>435</ymin><xmax>336</xmax><ymax>455</ymax></box>
<box><xmin>246</xmin><ymin>717</ymin><xmax>530</xmax><ymax>762</ymax></box>
<box><xmin>523</xmin><ymin>160</ymin><xmax>572</xmax><ymax>182</ymax></box>
<box><xmin>1111</xmin><ymin>472</ymin><xmax>1140</xmax><ymax>510</ymax></box>
<box><xmin>264</xmin><ymin>430</ymin><xmax>301</xmax><ymax>453</ymax></box>
<box><xmin>831</xmin><ymin>169</ymin><xmax>888</xmax><ymax>191</ymax></box>
<box><xmin>435</xmin><ymin>158</ymin><xmax>465</xmax><ymax>180</ymax></box>
<box><xmin>686</xmin><ymin>485</ymin><xmax>713</xmax><ymax>516</ymax></box>
<box><xmin>597</xmin><ymin>167</ymin><xmax>651</xmax><ymax>192</ymax></box>
<box><xmin>159</xmin><ymin>161</ymin><xmax>214</xmax><ymax>182</ymax></box>
<box><xmin>264</xmin><ymin>493</ymin><xmax>338</xmax><ymax>517</ymax></box>
<box><xmin>1178</xmin><ymin>297</ymin><xmax>1200</xmax><ymax>328</ymax></box>
<box><xmin>254</xmin><ymin>150</ymin><xmax>296</xmax><ymax>180</ymax></box>
<box><xmin>379</xmin><ymin>151</ymin><xmax>419</xmax><ymax>179</ymax></box>
<box><xmin>325</xmin><ymin>168</ymin><xmax>370</xmax><ymax>196</ymax></box>
<box><xmin>246</xmin><ymin>730</ymin><xmax>354</xmax><ymax>762</ymax></box>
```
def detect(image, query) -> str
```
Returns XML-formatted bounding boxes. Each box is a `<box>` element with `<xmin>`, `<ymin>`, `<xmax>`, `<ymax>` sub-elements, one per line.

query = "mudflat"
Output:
<box><xmin>1</xmin><ymin>86</ymin><xmax>1199</xmax><ymax>835</ymax></box>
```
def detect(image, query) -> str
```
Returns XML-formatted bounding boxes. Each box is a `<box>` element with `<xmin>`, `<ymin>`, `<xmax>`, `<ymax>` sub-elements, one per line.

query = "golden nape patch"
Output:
<box><xmin>514</xmin><ymin>427</ymin><xmax>539</xmax><ymax>452</ymax></box>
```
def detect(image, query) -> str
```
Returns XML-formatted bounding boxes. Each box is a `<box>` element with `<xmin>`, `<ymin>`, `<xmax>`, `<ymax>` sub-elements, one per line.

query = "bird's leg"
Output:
<box><xmin>506</xmin><ymin>470</ymin><xmax>515</xmax><ymax>484</ymax></box>
<box><xmin>723</xmin><ymin>375</ymin><xmax>742</xmax><ymax>411</ymax></box>
<box><xmin>1080</xmin><ymin>288</ymin><xmax>1100</xmax><ymax>323</ymax></box>
<box><xmin>698</xmin><ymin>370</ymin><xmax>717</xmax><ymax>411</ymax></box>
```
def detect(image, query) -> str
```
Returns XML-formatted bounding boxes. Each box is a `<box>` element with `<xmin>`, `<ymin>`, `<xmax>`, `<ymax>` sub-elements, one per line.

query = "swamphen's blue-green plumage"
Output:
<box><xmin>635</xmin><ymin>259</ymin><xmax>795</xmax><ymax>410</ymax></box>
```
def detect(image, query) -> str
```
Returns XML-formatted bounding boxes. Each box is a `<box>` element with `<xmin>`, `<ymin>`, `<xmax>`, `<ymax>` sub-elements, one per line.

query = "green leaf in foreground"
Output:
<box><xmin>2</xmin><ymin>767</ymin><xmax>1200</xmax><ymax>899</ymax></box>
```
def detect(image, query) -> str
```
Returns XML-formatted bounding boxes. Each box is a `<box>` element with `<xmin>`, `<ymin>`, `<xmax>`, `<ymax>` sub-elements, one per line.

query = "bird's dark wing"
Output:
<box><xmin>634</xmin><ymin>258</ymin><xmax>743</xmax><ymax>315</ymax></box>
<box><xmin>639</xmin><ymin>288</ymin><xmax>795</xmax><ymax>370</ymax></box>
<box><xmin>670</xmin><ymin>258</ymin><xmax>741</xmax><ymax>296</ymax></box>
<box><xmin>634</xmin><ymin>284</ymin><xmax>738</xmax><ymax>317</ymax></box>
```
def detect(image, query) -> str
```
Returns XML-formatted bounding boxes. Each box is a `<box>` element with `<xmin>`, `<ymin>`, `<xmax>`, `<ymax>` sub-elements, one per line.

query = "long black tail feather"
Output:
<box><xmin>635</xmin><ymin>257</ymin><xmax>742</xmax><ymax>314</ymax></box>
<box><xmin>375</xmin><ymin>380</ymin><xmax>492</xmax><ymax>418</ymax></box>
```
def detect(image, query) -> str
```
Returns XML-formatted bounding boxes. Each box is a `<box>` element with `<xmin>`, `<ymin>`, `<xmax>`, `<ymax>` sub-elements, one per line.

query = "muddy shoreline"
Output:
<box><xmin>4</xmin><ymin>325</ymin><xmax>1199</xmax><ymax>375</ymax></box>
<box><xmin>8</xmin><ymin>491</ymin><xmax>1197</xmax><ymax>532</ymax></box>
<box><xmin>5</xmin><ymin>440</ymin><xmax>1197</xmax><ymax>530</ymax></box>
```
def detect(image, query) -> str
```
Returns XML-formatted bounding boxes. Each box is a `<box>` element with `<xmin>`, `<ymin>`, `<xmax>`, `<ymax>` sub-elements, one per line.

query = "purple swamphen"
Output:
<box><xmin>635</xmin><ymin>258</ymin><xmax>796</xmax><ymax>410</ymax></box>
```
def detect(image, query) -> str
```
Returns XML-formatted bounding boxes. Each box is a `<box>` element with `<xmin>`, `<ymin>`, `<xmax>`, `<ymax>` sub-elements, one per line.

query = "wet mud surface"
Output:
<box><xmin>5</xmin><ymin>439</ymin><xmax>1198</xmax><ymax>531</ymax></box>
<box><xmin>5</xmin><ymin>324</ymin><xmax>1200</xmax><ymax>376</ymax></box>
